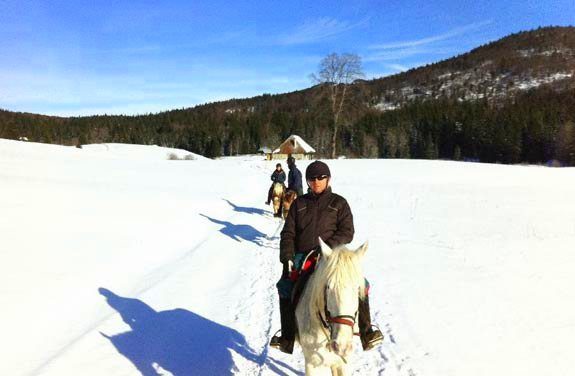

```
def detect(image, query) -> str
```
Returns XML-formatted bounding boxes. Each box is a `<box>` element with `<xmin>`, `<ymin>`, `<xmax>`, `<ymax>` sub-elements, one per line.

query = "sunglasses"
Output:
<box><xmin>307</xmin><ymin>175</ymin><xmax>329</xmax><ymax>182</ymax></box>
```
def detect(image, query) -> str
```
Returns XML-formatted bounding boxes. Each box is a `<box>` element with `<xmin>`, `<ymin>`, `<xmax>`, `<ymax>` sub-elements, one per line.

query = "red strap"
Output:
<box><xmin>327</xmin><ymin>317</ymin><xmax>355</xmax><ymax>327</ymax></box>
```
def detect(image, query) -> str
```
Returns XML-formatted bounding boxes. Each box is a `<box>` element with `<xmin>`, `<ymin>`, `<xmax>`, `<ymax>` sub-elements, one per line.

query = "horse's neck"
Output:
<box><xmin>299</xmin><ymin>272</ymin><xmax>318</xmax><ymax>308</ymax></box>
<box><xmin>297</xmin><ymin>271</ymin><xmax>324</xmax><ymax>336</ymax></box>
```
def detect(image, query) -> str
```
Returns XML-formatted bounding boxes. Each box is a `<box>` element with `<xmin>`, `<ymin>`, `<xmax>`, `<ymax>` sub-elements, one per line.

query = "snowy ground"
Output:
<box><xmin>1</xmin><ymin>138</ymin><xmax>575</xmax><ymax>376</ymax></box>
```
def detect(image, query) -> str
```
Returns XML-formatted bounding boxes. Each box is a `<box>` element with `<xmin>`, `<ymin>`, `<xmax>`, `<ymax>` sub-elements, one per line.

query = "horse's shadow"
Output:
<box><xmin>200</xmin><ymin>214</ymin><xmax>269</xmax><ymax>246</ymax></box>
<box><xmin>223</xmin><ymin>199</ymin><xmax>267</xmax><ymax>216</ymax></box>
<box><xmin>99</xmin><ymin>288</ymin><xmax>300</xmax><ymax>375</ymax></box>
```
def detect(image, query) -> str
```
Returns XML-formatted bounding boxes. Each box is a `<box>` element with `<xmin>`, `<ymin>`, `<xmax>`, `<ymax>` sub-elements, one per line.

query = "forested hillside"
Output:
<box><xmin>1</xmin><ymin>26</ymin><xmax>574</xmax><ymax>165</ymax></box>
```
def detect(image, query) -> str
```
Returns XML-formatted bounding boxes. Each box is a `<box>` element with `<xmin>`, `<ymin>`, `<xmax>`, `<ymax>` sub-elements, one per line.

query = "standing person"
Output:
<box><xmin>265</xmin><ymin>163</ymin><xmax>286</xmax><ymax>205</ymax></box>
<box><xmin>270</xmin><ymin>160</ymin><xmax>383</xmax><ymax>354</ymax></box>
<box><xmin>286</xmin><ymin>156</ymin><xmax>303</xmax><ymax>196</ymax></box>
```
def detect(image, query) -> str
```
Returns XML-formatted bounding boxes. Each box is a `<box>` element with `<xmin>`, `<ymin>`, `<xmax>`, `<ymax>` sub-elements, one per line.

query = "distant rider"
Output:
<box><xmin>266</xmin><ymin>163</ymin><xmax>286</xmax><ymax>205</ymax></box>
<box><xmin>286</xmin><ymin>156</ymin><xmax>303</xmax><ymax>196</ymax></box>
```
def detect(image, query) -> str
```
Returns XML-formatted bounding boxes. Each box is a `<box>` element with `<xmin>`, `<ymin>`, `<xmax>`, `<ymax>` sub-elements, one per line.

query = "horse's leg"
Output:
<box><xmin>282</xmin><ymin>195</ymin><xmax>290</xmax><ymax>219</ymax></box>
<box><xmin>301</xmin><ymin>345</ymin><xmax>332</xmax><ymax>376</ymax></box>
<box><xmin>274</xmin><ymin>196</ymin><xmax>280</xmax><ymax>217</ymax></box>
<box><xmin>330</xmin><ymin>364</ymin><xmax>349</xmax><ymax>376</ymax></box>
<box><xmin>305</xmin><ymin>363</ymin><xmax>332</xmax><ymax>376</ymax></box>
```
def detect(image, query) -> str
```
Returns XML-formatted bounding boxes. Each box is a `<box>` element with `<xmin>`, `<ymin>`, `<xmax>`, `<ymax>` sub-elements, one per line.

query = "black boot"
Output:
<box><xmin>358</xmin><ymin>296</ymin><xmax>383</xmax><ymax>351</ymax></box>
<box><xmin>270</xmin><ymin>298</ymin><xmax>295</xmax><ymax>354</ymax></box>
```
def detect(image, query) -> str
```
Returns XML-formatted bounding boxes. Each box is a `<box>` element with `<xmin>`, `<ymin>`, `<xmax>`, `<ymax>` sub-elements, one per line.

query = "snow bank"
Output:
<box><xmin>82</xmin><ymin>143</ymin><xmax>209</xmax><ymax>161</ymax></box>
<box><xmin>1</xmin><ymin>139</ymin><xmax>574</xmax><ymax>376</ymax></box>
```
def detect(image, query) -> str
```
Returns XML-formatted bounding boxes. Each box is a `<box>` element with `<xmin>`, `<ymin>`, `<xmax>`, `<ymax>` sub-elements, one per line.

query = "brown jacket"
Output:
<box><xmin>279</xmin><ymin>187</ymin><xmax>354</xmax><ymax>263</ymax></box>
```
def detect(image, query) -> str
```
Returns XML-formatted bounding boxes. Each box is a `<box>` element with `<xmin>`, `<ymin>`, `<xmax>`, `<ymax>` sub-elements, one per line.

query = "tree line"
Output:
<box><xmin>2</xmin><ymin>27</ymin><xmax>574</xmax><ymax>165</ymax></box>
<box><xmin>1</xmin><ymin>84</ymin><xmax>574</xmax><ymax>166</ymax></box>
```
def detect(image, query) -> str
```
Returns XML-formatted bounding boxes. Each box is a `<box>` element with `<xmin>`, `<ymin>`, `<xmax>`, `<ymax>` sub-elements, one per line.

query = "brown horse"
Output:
<box><xmin>282</xmin><ymin>190</ymin><xmax>297</xmax><ymax>219</ymax></box>
<box><xmin>272</xmin><ymin>182</ymin><xmax>285</xmax><ymax>217</ymax></box>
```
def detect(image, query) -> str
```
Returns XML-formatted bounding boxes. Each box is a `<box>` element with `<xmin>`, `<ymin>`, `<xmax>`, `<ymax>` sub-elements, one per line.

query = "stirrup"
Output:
<box><xmin>269</xmin><ymin>330</ymin><xmax>294</xmax><ymax>354</ymax></box>
<box><xmin>361</xmin><ymin>325</ymin><xmax>383</xmax><ymax>351</ymax></box>
<box><xmin>269</xmin><ymin>330</ymin><xmax>282</xmax><ymax>345</ymax></box>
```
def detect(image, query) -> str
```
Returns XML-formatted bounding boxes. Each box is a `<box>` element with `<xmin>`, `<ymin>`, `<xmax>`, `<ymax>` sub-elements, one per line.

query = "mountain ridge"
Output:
<box><xmin>1</xmin><ymin>26</ymin><xmax>574</xmax><ymax>165</ymax></box>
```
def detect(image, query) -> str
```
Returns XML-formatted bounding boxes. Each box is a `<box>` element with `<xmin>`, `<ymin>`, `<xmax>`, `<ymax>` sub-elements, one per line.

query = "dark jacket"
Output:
<box><xmin>279</xmin><ymin>187</ymin><xmax>354</xmax><ymax>263</ymax></box>
<box><xmin>287</xmin><ymin>165</ymin><xmax>303</xmax><ymax>196</ymax></box>
<box><xmin>271</xmin><ymin>169</ymin><xmax>286</xmax><ymax>184</ymax></box>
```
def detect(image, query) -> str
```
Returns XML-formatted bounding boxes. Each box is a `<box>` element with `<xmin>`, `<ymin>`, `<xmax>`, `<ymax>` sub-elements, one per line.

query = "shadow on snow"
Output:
<box><xmin>199</xmin><ymin>214</ymin><xmax>269</xmax><ymax>247</ymax></box>
<box><xmin>99</xmin><ymin>288</ymin><xmax>300</xmax><ymax>375</ymax></box>
<box><xmin>223</xmin><ymin>198</ymin><xmax>268</xmax><ymax>216</ymax></box>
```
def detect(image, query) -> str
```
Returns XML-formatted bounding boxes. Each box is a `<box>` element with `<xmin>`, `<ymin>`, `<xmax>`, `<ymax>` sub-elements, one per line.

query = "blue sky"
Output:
<box><xmin>1</xmin><ymin>0</ymin><xmax>573</xmax><ymax>116</ymax></box>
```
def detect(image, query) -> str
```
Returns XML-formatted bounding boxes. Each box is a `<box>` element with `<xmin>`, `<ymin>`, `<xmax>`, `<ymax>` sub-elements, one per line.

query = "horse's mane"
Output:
<box><xmin>298</xmin><ymin>245</ymin><xmax>365</xmax><ymax>335</ymax></box>
<box><xmin>273</xmin><ymin>182</ymin><xmax>284</xmax><ymax>196</ymax></box>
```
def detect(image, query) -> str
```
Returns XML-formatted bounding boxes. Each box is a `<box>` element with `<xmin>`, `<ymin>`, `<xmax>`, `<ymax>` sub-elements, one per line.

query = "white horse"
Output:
<box><xmin>296</xmin><ymin>238</ymin><xmax>368</xmax><ymax>376</ymax></box>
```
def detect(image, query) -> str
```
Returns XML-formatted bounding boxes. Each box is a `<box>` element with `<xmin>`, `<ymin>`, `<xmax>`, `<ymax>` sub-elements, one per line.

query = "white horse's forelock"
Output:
<box><xmin>298</xmin><ymin>244</ymin><xmax>365</xmax><ymax>335</ymax></box>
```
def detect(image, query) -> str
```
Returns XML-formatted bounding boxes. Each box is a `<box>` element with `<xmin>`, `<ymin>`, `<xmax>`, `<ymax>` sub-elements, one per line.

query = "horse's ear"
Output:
<box><xmin>319</xmin><ymin>237</ymin><xmax>333</xmax><ymax>257</ymax></box>
<box><xmin>356</xmin><ymin>241</ymin><xmax>368</xmax><ymax>259</ymax></box>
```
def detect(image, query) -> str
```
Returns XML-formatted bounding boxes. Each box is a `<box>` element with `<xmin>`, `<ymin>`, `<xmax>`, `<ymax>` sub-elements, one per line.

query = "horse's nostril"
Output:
<box><xmin>331</xmin><ymin>341</ymin><xmax>339</xmax><ymax>352</ymax></box>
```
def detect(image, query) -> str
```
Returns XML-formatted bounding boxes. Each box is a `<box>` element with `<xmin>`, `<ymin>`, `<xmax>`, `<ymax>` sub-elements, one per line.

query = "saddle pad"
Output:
<box><xmin>291</xmin><ymin>250</ymin><xmax>319</xmax><ymax>307</ymax></box>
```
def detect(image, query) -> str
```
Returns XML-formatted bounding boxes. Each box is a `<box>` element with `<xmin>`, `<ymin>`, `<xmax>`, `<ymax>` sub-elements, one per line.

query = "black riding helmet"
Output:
<box><xmin>305</xmin><ymin>160</ymin><xmax>331</xmax><ymax>180</ymax></box>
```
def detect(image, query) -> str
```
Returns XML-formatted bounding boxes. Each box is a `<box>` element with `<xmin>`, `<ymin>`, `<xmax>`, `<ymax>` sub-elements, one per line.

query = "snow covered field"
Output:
<box><xmin>1</xmin><ymin>138</ymin><xmax>574</xmax><ymax>376</ymax></box>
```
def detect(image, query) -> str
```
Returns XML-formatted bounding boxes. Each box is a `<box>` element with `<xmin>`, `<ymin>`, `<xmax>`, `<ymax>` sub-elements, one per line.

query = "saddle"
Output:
<box><xmin>290</xmin><ymin>249</ymin><xmax>320</xmax><ymax>308</ymax></box>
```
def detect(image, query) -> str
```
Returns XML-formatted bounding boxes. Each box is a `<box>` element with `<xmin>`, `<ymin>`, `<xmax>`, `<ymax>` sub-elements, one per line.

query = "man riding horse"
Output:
<box><xmin>270</xmin><ymin>160</ymin><xmax>383</xmax><ymax>354</ymax></box>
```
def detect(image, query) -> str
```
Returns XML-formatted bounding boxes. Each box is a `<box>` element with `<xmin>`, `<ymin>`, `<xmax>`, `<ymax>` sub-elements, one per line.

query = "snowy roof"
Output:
<box><xmin>272</xmin><ymin>135</ymin><xmax>316</xmax><ymax>154</ymax></box>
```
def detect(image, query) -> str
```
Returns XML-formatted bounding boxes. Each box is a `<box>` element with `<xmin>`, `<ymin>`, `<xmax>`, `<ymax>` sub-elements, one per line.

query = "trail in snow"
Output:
<box><xmin>219</xmin><ymin>160</ymin><xmax>391</xmax><ymax>375</ymax></box>
<box><xmin>29</xmin><ymin>234</ymin><xmax>218</xmax><ymax>376</ymax></box>
<box><xmin>5</xmin><ymin>142</ymin><xmax>575</xmax><ymax>375</ymax></box>
<box><xmin>229</xmin><ymin>217</ymin><xmax>302</xmax><ymax>375</ymax></box>
<box><xmin>33</xmin><ymin>205</ymin><xmax>277</xmax><ymax>375</ymax></box>
<box><xmin>29</xmin><ymin>157</ymin><xmax>310</xmax><ymax>375</ymax></box>
<box><xmin>225</xmin><ymin>195</ymin><xmax>406</xmax><ymax>375</ymax></box>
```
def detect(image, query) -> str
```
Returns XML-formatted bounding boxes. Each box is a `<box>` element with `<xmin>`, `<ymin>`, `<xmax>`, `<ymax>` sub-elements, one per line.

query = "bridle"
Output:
<box><xmin>317</xmin><ymin>286</ymin><xmax>359</xmax><ymax>363</ymax></box>
<box><xmin>318</xmin><ymin>286</ymin><xmax>359</xmax><ymax>335</ymax></box>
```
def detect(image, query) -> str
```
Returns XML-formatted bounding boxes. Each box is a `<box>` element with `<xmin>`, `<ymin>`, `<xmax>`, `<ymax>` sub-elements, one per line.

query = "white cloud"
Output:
<box><xmin>364</xmin><ymin>46</ymin><xmax>457</xmax><ymax>62</ymax></box>
<box><xmin>277</xmin><ymin>16</ymin><xmax>369</xmax><ymax>45</ymax></box>
<box><xmin>386</xmin><ymin>63</ymin><xmax>409</xmax><ymax>72</ymax></box>
<box><xmin>0</xmin><ymin>64</ymin><xmax>309</xmax><ymax>116</ymax></box>
<box><xmin>369</xmin><ymin>21</ymin><xmax>493</xmax><ymax>50</ymax></box>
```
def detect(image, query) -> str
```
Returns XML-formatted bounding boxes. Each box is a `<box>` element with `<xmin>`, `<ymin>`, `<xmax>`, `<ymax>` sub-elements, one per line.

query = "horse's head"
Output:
<box><xmin>317</xmin><ymin>238</ymin><xmax>368</xmax><ymax>358</ymax></box>
<box><xmin>283</xmin><ymin>190</ymin><xmax>297</xmax><ymax>204</ymax></box>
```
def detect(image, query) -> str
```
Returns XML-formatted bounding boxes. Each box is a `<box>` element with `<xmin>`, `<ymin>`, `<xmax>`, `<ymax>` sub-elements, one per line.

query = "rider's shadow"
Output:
<box><xmin>223</xmin><ymin>199</ymin><xmax>267</xmax><ymax>216</ymax></box>
<box><xmin>200</xmin><ymin>214</ymin><xmax>268</xmax><ymax>246</ymax></box>
<box><xmin>99</xmin><ymin>288</ymin><xmax>300</xmax><ymax>376</ymax></box>
<box><xmin>100</xmin><ymin>288</ymin><xmax>253</xmax><ymax>375</ymax></box>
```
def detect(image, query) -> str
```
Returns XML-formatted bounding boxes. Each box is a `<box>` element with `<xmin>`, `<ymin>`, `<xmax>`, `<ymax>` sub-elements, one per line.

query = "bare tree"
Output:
<box><xmin>311</xmin><ymin>53</ymin><xmax>364</xmax><ymax>158</ymax></box>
